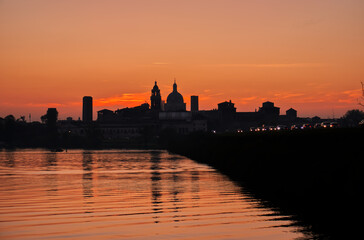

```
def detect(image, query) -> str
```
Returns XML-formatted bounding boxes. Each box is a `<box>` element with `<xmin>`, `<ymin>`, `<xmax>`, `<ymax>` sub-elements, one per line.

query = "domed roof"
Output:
<box><xmin>165</xmin><ymin>81</ymin><xmax>186</xmax><ymax>112</ymax></box>
<box><xmin>167</xmin><ymin>91</ymin><xmax>184</xmax><ymax>103</ymax></box>
<box><xmin>166</xmin><ymin>82</ymin><xmax>184</xmax><ymax>104</ymax></box>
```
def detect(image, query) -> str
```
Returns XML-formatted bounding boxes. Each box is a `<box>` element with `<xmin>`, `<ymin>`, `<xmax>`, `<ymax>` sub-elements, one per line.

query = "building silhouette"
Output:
<box><xmin>218</xmin><ymin>100</ymin><xmax>236</xmax><ymax>113</ymax></box>
<box><xmin>258</xmin><ymin>101</ymin><xmax>280</xmax><ymax>123</ymax></box>
<box><xmin>164</xmin><ymin>80</ymin><xmax>186</xmax><ymax>112</ymax></box>
<box><xmin>82</xmin><ymin>96</ymin><xmax>93</xmax><ymax>123</ymax></box>
<box><xmin>286</xmin><ymin>108</ymin><xmax>297</xmax><ymax>120</ymax></box>
<box><xmin>97</xmin><ymin>109</ymin><xmax>114</xmax><ymax>122</ymax></box>
<box><xmin>217</xmin><ymin>100</ymin><xmax>237</xmax><ymax>130</ymax></box>
<box><xmin>150</xmin><ymin>81</ymin><xmax>162</xmax><ymax>110</ymax></box>
<box><xmin>191</xmin><ymin>96</ymin><xmax>199</xmax><ymax>112</ymax></box>
<box><xmin>58</xmin><ymin>81</ymin><xmax>303</xmax><ymax>140</ymax></box>
<box><xmin>159</xmin><ymin>80</ymin><xmax>206</xmax><ymax>133</ymax></box>
<box><xmin>259</xmin><ymin>101</ymin><xmax>280</xmax><ymax>116</ymax></box>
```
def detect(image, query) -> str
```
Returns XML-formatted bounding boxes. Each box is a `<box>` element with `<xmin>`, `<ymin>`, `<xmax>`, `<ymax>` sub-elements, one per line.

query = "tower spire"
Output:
<box><xmin>173</xmin><ymin>78</ymin><xmax>177</xmax><ymax>92</ymax></box>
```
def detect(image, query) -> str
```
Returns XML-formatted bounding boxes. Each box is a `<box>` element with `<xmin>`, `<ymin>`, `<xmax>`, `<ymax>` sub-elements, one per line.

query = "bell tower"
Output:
<box><xmin>150</xmin><ymin>81</ymin><xmax>162</xmax><ymax>110</ymax></box>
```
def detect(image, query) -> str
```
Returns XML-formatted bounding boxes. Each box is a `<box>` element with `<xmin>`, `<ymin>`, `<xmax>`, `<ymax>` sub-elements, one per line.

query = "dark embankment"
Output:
<box><xmin>166</xmin><ymin>128</ymin><xmax>363</xmax><ymax>238</ymax></box>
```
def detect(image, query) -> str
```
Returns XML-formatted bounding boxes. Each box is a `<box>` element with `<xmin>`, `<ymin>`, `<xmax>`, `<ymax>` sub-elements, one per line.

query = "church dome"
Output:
<box><xmin>167</xmin><ymin>90</ymin><xmax>184</xmax><ymax>104</ymax></box>
<box><xmin>167</xmin><ymin>82</ymin><xmax>184</xmax><ymax>103</ymax></box>
<box><xmin>165</xmin><ymin>81</ymin><xmax>186</xmax><ymax>112</ymax></box>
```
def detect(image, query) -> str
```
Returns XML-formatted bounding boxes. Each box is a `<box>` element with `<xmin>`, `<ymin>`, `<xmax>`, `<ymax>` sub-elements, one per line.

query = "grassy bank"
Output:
<box><xmin>166</xmin><ymin>128</ymin><xmax>363</xmax><ymax>238</ymax></box>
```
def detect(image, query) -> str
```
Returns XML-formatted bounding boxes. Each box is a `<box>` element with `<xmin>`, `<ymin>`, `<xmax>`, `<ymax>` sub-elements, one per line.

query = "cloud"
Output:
<box><xmin>337</xmin><ymin>89</ymin><xmax>362</xmax><ymax>104</ymax></box>
<box><xmin>234</xmin><ymin>88</ymin><xmax>361</xmax><ymax>109</ymax></box>
<box><xmin>94</xmin><ymin>92</ymin><xmax>150</xmax><ymax>107</ymax></box>
<box><xmin>273</xmin><ymin>93</ymin><xmax>305</xmax><ymax>99</ymax></box>
<box><xmin>25</xmin><ymin>103</ymin><xmax>64</xmax><ymax>108</ymax></box>
<box><xmin>212</xmin><ymin>63</ymin><xmax>324</xmax><ymax>68</ymax></box>
<box><xmin>195</xmin><ymin>90</ymin><xmax>225</xmax><ymax>103</ymax></box>
<box><xmin>238</xmin><ymin>96</ymin><xmax>258</xmax><ymax>104</ymax></box>
<box><xmin>272</xmin><ymin>88</ymin><xmax>362</xmax><ymax>105</ymax></box>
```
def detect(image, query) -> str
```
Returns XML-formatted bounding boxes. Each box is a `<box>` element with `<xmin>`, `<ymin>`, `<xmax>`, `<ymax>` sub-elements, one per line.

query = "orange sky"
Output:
<box><xmin>1</xmin><ymin>0</ymin><xmax>363</xmax><ymax>120</ymax></box>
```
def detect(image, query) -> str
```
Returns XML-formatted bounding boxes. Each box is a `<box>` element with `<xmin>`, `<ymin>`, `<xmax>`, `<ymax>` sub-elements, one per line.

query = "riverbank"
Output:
<box><xmin>166</xmin><ymin>128</ymin><xmax>363</xmax><ymax>238</ymax></box>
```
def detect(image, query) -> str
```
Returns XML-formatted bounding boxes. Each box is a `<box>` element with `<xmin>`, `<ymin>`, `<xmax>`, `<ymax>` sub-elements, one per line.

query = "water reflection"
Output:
<box><xmin>150</xmin><ymin>151</ymin><xmax>162</xmax><ymax>223</ymax></box>
<box><xmin>44</xmin><ymin>152</ymin><xmax>58</xmax><ymax>194</ymax></box>
<box><xmin>191</xmin><ymin>170</ymin><xmax>200</xmax><ymax>200</ymax></box>
<box><xmin>170</xmin><ymin>157</ymin><xmax>183</xmax><ymax>223</ymax></box>
<box><xmin>82</xmin><ymin>152</ymin><xmax>94</xmax><ymax>202</ymax></box>
<box><xmin>45</xmin><ymin>152</ymin><xmax>57</xmax><ymax>169</ymax></box>
<box><xmin>0</xmin><ymin>150</ymin><xmax>313</xmax><ymax>240</ymax></box>
<box><xmin>4</xmin><ymin>150</ymin><xmax>15</xmax><ymax>168</ymax></box>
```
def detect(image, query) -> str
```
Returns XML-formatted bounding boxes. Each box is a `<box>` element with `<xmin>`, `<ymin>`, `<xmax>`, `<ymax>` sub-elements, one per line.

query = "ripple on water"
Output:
<box><xmin>0</xmin><ymin>149</ymin><xmax>308</xmax><ymax>239</ymax></box>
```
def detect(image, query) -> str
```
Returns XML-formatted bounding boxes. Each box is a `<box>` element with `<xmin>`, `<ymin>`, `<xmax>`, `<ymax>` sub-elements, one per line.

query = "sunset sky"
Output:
<box><xmin>1</xmin><ymin>0</ymin><xmax>363</xmax><ymax>120</ymax></box>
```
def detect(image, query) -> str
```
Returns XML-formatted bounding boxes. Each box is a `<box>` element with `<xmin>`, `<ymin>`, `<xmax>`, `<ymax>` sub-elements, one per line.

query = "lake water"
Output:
<box><xmin>0</xmin><ymin>149</ymin><xmax>311</xmax><ymax>239</ymax></box>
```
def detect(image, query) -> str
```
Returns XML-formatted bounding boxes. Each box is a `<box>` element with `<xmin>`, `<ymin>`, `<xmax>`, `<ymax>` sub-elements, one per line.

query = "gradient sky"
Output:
<box><xmin>1</xmin><ymin>0</ymin><xmax>363</xmax><ymax>121</ymax></box>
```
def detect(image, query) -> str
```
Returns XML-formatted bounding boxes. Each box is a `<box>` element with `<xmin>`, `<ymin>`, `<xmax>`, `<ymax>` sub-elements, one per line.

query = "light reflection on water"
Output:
<box><xmin>0</xmin><ymin>149</ymin><xmax>309</xmax><ymax>239</ymax></box>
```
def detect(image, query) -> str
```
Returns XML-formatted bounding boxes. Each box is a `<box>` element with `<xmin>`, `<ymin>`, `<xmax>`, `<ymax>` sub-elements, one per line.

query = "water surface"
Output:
<box><xmin>0</xmin><ymin>149</ymin><xmax>310</xmax><ymax>239</ymax></box>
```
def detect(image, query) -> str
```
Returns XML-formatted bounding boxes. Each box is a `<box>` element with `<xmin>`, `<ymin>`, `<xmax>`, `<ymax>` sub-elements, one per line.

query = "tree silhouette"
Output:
<box><xmin>3</xmin><ymin>115</ymin><xmax>16</xmax><ymax>143</ymax></box>
<box><xmin>342</xmin><ymin>109</ymin><xmax>364</xmax><ymax>127</ymax></box>
<box><xmin>41</xmin><ymin>108</ymin><xmax>59</xmax><ymax>148</ymax></box>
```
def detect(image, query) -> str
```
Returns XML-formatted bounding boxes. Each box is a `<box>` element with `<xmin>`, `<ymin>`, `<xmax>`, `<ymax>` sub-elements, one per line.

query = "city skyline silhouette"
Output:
<box><xmin>1</xmin><ymin>2</ymin><xmax>363</xmax><ymax>239</ymax></box>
